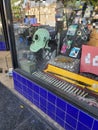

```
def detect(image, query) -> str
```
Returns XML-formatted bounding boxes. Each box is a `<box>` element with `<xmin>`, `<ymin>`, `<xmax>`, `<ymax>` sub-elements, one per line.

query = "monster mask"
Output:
<box><xmin>30</xmin><ymin>28</ymin><xmax>51</xmax><ymax>52</ymax></box>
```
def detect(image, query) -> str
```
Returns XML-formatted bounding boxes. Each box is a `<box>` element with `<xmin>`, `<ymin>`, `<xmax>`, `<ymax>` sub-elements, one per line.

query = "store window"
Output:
<box><xmin>11</xmin><ymin>0</ymin><xmax>58</xmax><ymax>73</ymax></box>
<box><xmin>11</xmin><ymin>0</ymin><xmax>98</xmax><ymax>113</ymax></box>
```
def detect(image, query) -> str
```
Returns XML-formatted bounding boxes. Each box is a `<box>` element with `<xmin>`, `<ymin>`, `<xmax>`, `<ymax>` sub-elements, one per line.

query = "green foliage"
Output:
<box><xmin>11</xmin><ymin>0</ymin><xmax>24</xmax><ymax>20</ymax></box>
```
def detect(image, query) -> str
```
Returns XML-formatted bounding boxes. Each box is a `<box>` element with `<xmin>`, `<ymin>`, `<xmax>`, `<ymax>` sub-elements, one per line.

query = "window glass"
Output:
<box><xmin>0</xmin><ymin>15</ymin><xmax>5</xmax><ymax>42</ymax></box>
<box><xmin>11</xmin><ymin>0</ymin><xmax>98</xmax><ymax>110</ymax></box>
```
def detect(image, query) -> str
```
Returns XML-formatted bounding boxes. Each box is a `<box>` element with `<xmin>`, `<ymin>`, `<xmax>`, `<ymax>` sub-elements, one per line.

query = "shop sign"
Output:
<box><xmin>80</xmin><ymin>45</ymin><xmax>98</xmax><ymax>75</ymax></box>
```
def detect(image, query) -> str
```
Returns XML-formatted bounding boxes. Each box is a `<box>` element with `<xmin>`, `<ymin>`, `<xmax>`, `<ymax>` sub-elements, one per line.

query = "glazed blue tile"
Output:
<box><xmin>0</xmin><ymin>42</ymin><xmax>6</xmax><ymax>50</ymax></box>
<box><xmin>77</xmin><ymin>122</ymin><xmax>90</xmax><ymax>130</ymax></box>
<box><xmin>22</xmin><ymin>91</ymin><xmax>28</xmax><ymax>99</ymax></box>
<box><xmin>40</xmin><ymin>105</ymin><xmax>47</xmax><ymax>113</ymax></box>
<box><xmin>66</xmin><ymin>114</ymin><xmax>77</xmax><ymax>129</ymax></box>
<box><xmin>13</xmin><ymin>72</ymin><xmax>17</xmax><ymax>79</ymax></box>
<box><xmin>48</xmin><ymin>92</ymin><xmax>56</xmax><ymax>104</ymax></box>
<box><xmin>26</xmin><ymin>80</ymin><xmax>34</xmax><ymax>89</ymax></box>
<box><xmin>56</xmin><ymin>98</ymin><xmax>66</xmax><ymax>111</ymax></box>
<box><xmin>17</xmin><ymin>74</ymin><xmax>22</xmax><ymax>82</ymax></box>
<box><xmin>92</xmin><ymin>120</ymin><xmax>98</xmax><ymax>130</ymax></box>
<box><xmin>17</xmin><ymin>83</ymin><xmax>22</xmax><ymax>90</ymax></box>
<box><xmin>27</xmin><ymin>95</ymin><xmax>33</xmax><ymax>102</ymax></box>
<box><xmin>21</xmin><ymin>76</ymin><xmax>27</xmax><ymax>85</ymax></box>
<box><xmin>29</xmin><ymin>97</ymin><xmax>34</xmax><ymax>103</ymax></box>
<box><xmin>16</xmin><ymin>81</ymin><xmax>21</xmax><ymax>88</ymax></box>
<box><xmin>22</xmin><ymin>85</ymin><xmax>28</xmax><ymax>93</ymax></box>
<box><xmin>56</xmin><ymin>107</ymin><xmax>65</xmax><ymax>120</ymax></box>
<box><xmin>13</xmin><ymin>79</ymin><xmax>18</xmax><ymax>86</ymax></box>
<box><xmin>40</xmin><ymin>87</ymin><xmax>47</xmax><ymax>98</ymax></box>
<box><xmin>33</xmin><ymin>92</ymin><xmax>39</xmax><ymax>102</ymax></box>
<box><xmin>47</xmin><ymin>102</ymin><xmax>56</xmax><ymax>114</ymax></box>
<box><xmin>14</xmin><ymin>86</ymin><xmax>23</xmax><ymax>94</ymax></box>
<box><xmin>33</xmin><ymin>85</ymin><xmax>39</xmax><ymax>93</ymax></box>
<box><xmin>65</xmin><ymin>123</ymin><xmax>75</xmax><ymax>130</ymax></box>
<box><xmin>40</xmin><ymin>97</ymin><xmax>47</xmax><ymax>108</ymax></box>
<box><xmin>15</xmin><ymin>80</ymin><xmax>22</xmax><ymax>88</ymax></box>
<box><xmin>27</xmin><ymin>88</ymin><xmax>33</xmax><ymax>97</ymax></box>
<box><xmin>47</xmin><ymin>110</ymin><xmax>56</xmax><ymax>120</ymax></box>
<box><xmin>14</xmin><ymin>81</ymin><xmax>18</xmax><ymax>87</ymax></box>
<box><xmin>56</xmin><ymin>116</ymin><xmax>64</xmax><ymax>127</ymax></box>
<box><xmin>79</xmin><ymin>111</ymin><xmax>93</xmax><ymax>129</ymax></box>
<box><xmin>67</xmin><ymin>103</ymin><xmax>79</xmax><ymax>119</ymax></box>
<box><xmin>33</xmin><ymin>100</ymin><xmax>40</xmax><ymax>108</ymax></box>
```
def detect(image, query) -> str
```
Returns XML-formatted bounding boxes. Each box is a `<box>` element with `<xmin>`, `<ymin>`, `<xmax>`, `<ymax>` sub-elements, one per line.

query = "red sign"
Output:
<box><xmin>80</xmin><ymin>45</ymin><xmax>98</xmax><ymax>75</ymax></box>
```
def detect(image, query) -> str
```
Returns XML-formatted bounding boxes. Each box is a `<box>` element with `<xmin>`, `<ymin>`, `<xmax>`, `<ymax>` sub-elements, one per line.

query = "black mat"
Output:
<box><xmin>0</xmin><ymin>82</ymin><xmax>58</xmax><ymax>130</ymax></box>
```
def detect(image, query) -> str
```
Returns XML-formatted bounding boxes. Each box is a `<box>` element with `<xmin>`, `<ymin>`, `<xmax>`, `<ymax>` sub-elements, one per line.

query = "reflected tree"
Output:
<box><xmin>11</xmin><ymin>0</ymin><xmax>24</xmax><ymax>22</ymax></box>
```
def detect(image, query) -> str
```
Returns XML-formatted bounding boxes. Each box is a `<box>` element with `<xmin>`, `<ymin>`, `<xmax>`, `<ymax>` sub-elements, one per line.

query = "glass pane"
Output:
<box><xmin>0</xmin><ymin>15</ymin><xmax>5</xmax><ymax>50</ymax></box>
<box><xmin>11</xmin><ymin>0</ymin><xmax>62</xmax><ymax>73</ymax></box>
<box><xmin>11</xmin><ymin>0</ymin><xmax>98</xmax><ymax>110</ymax></box>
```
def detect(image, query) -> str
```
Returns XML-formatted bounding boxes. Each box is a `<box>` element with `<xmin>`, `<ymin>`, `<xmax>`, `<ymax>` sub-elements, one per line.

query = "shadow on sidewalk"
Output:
<box><xmin>0</xmin><ymin>82</ymin><xmax>58</xmax><ymax>130</ymax></box>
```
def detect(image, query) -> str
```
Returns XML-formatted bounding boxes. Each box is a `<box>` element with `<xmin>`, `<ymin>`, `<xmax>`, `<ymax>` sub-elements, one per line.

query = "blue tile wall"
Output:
<box><xmin>56</xmin><ymin>107</ymin><xmax>65</xmax><ymax>120</ymax></box>
<box><xmin>66</xmin><ymin>114</ymin><xmax>77</xmax><ymax>129</ymax></box>
<box><xmin>47</xmin><ymin>111</ymin><xmax>55</xmax><ymax>120</ymax></box>
<box><xmin>27</xmin><ymin>88</ymin><xmax>33</xmax><ymax>97</ymax></box>
<box><xmin>13</xmin><ymin>71</ymin><xmax>98</xmax><ymax>130</ymax></box>
<box><xmin>48</xmin><ymin>91</ymin><xmax>56</xmax><ymax>104</ymax></box>
<box><xmin>40</xmin><ymin>96</ymin><xmax>47</xmax><ymax>108</ymax></box>
<box><xmin>56</xmin><ymin>116</ymin><xmax>65</xmax><ymax>128</ymax></box>
<box><xmin>47</xmin><ymin>102</ymin><xmax>56</xmax><ymax>114</ymax></box>
<box><xmin>92</xmin><ymin>120</ymin><xmax>98</xmax><ymax>130</ymax></box>
<box><xmin>56</xmin><ymin>98</ymin><xmax>66</xmax><ymax>111</ymax></box>
<box><xmin>40</xmin><ymin>87</ymin><xmax>47</xmax><ymax>98</ymax></box>
<box><xmin>33</xmin><ymin>85</ymin><xmax>39</xmax><ymax>93</ymax></box>
<box><xmin>79</xmin><ymin>111</ymin><xmax>94</xmax><ymax>129</ymax></box>
<box><xmin>77</xmin><ymin>122</ymin><xmax>90</xmax><ymax>130</ymax></box>
<box><xmin>40</xmin><ymin>105</ymin><xmax>47</xmax><ymax>113</ymax></box>
<box><xmin>65</xmin><ymin>123</ymin><xmax>75</xmax><ymax>130</ymax></box>
<box><xmin>0</xmin><ymin>42</ymin><xmax>6</xmax><ymax>50</ymax></box>
<box><xmin>67</xmin><ymin>104</ymin><xmax>79</xmax><ymax>119</ymax></box>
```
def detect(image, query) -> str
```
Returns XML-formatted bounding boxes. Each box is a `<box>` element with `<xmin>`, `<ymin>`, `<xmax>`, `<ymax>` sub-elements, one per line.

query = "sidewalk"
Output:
<box><xmin>0</xmin><ymin>82</ymin><xmax>58</xmax><ymax>130</ymax></box>
<box><xmin>0</xmin><ymin>51</ymin><xmax>64</xmax><ymax>130</ymax></box>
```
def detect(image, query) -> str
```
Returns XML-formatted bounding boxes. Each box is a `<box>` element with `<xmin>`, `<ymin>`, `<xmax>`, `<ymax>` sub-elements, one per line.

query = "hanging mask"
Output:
<box><xmin>30</xmin><ymin>28</ymin><xmax>51</xmax><ymax>52</ymax></box>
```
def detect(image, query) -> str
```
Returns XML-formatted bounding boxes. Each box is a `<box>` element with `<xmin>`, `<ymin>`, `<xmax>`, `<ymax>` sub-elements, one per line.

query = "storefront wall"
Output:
<box><xmin>1</xmin><ymin>0</ymin><xmax>98</xmax><ymax>129</ymax></box>
<box><xmin>13</xmin><ymin>71</ymin><xmax>98</xmax><ymax>130</ymax></box>
<box><xmin>0</xmin><ymin>41</ymin><xmax>6</xmax><ymax>50</ymax></box>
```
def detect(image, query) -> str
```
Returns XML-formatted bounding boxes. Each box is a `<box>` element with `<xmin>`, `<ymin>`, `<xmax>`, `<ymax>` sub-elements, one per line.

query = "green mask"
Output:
<box><xmin>30</xmin><ymin>28</ymin><xmax>51</xmax><ymax>52</ymax></box>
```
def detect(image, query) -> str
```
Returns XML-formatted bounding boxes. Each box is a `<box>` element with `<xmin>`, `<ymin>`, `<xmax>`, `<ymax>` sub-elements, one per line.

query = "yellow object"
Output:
<box><xmin>51</xmin><ymin>73</ymin><xmax>85</xmax><ymax>89</ymax></box>
<box><xmin>79</xmin><ymin>5</ymin><xmax>82</xmax><ymax>9</ymax></box>
<box><xmin>20</xmin><ymin>105</ymin><xmax>24</xmax><ymax>109</ymax></box>
<box><xmin>44</xmin><ymin>64</ymin><xmax>98</xmax><ymax>93</ymax></box>
<box><xmin>86</xmin><ymin>87</ymin><xmax>98</xmax><ymax>93</ymax></box>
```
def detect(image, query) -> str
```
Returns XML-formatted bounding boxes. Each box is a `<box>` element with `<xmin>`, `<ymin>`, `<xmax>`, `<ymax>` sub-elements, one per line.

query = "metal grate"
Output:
<box><xmin>32</xmin><ymin>71</ymin><xmax>88</xmax><ymax>98</ymax></box>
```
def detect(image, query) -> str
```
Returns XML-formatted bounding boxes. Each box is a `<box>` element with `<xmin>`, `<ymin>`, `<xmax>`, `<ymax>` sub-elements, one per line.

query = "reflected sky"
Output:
<box><xmin>47</xmin><ymin>0</ymin><xmax>56</xmax><ymax>3</ymax></box>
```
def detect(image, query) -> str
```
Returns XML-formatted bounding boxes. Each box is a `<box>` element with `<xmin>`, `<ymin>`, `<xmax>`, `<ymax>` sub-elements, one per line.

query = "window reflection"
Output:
<box><xmin>0</xmin><ymin>14</ymin><xmax>5</xmax><ymax>43</ymax></box>
<box><xmin>11</xmin><ymin>0</ymin><xmax>58</xmax><ymax>73</ymax></box>
<box><xmin>11</xmin><ymin>0</ymin><xmax>98</xmax><ymax>109</ymax></box>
